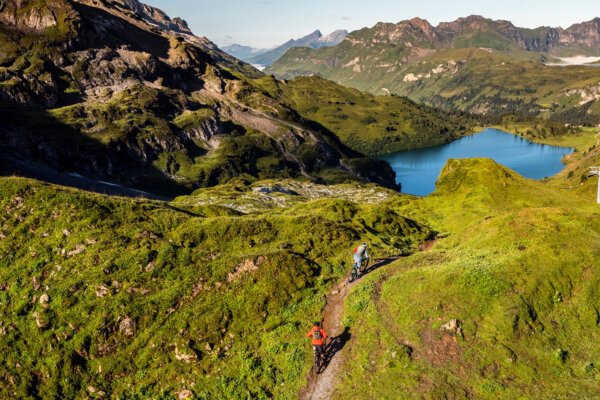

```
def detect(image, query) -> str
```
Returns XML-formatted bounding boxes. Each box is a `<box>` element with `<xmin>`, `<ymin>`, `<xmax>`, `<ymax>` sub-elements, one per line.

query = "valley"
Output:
<box><xmin>1</xmin><ymin>1</ymin><xmax>600</xmax><ymax>399</ymax></box>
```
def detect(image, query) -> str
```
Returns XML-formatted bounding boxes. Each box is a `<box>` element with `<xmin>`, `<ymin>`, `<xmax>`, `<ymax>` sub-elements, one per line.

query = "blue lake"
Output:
<box><xmin>376</xmin><ymin>128</ymin><xmax>574</xmax><ymax>196</ymax></box>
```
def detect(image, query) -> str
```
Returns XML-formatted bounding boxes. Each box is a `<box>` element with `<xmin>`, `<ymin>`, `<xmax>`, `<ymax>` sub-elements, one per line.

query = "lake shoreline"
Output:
<box><xmin>376</xmin><ymin>128</ymin><xmax>575</xmax><ymax>196</ymax></box>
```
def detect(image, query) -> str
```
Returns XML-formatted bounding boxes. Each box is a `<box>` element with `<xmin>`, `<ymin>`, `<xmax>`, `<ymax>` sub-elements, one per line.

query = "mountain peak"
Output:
<box><xmin>304</xmin><ymin>30</ymin><xmax>323</xmax><ymax>39</ymax></box>
<box><xmin>464</xmin><ymin>14</ymin><xmax>487</xmax><ymax>20</ymax></box>
<box><xmin>408</xmin><ymin>17</ymin><xmax>435</xmax><ymax>36</ymax></box>
<box><xmin>409</xmin><ymin>17</ymin><xmax>432</xmax><ymax>26</ymax></box>
<box><xmin>320</xmin><ymin>29</ymin><xmax>349</xmax><ymax>45</ymax></box>
<box><xmin>78</xmin><ymin>0</ymin><xmax>193</xmax><ymax>35</ymax></box>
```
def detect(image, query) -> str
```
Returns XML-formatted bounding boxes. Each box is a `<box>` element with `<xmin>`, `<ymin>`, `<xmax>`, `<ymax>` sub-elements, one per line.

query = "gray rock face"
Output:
<box><xmin>0</xmin><ymin>0</ymin><xmax>59</xmax><ymax>32</ymax></box>
<box><xmin>107</xmin><ymin>0</ymin><xmax>192</xmax><ymax>34</ymax></box>
<box><xmin>319</xmin><ymin>29</ymin><xmax>349</xmax><ymax>47</ymax></box>
<box><xmin>179</xmin><ymin>116</ymin><xmax>225</xmax><ymax>150</ymax></box>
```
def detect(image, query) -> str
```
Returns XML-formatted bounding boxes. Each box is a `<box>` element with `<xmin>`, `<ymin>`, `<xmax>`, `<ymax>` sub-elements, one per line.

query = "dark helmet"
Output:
<box><xmin>314</xmin><ymin>321</ymin><xmax>320</xmax><ymax>327</ymax></box>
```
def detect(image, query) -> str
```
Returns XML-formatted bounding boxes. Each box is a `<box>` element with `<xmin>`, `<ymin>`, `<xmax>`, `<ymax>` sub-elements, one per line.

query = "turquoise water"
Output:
<box><xmin>377</xmin><ymin>128</ymin><xmax>574</xmax><ymax>196</ymax></box>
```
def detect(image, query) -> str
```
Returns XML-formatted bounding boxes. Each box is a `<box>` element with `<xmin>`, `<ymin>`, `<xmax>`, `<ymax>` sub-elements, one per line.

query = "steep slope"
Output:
<box><xmin>0</xmin><ymin>176</ymin><xmax>430</xmax><ymax>399</ymax></box>
<box><xmin>73</xmin><ymin>0</ymin><xmax>262</xmax><ymax>78</ymax></box>
<box><xmin>0</xmin><ymin>0</ymin><xmax>397</xmax><ymax>197</ymax></box>
<box><xmin>246</xmin><ymin>29</ymin><xmax>348</xmax><ymax>67</ymax></box>
<box><xmin>334</xmin><ymin>158</ymin><xmax>600</xmax><ymax>399</ymax></box>
<box><xmin>387</xmin><ymin>48</ymin><xmax>600</xmax><ymax>119</ymax></box>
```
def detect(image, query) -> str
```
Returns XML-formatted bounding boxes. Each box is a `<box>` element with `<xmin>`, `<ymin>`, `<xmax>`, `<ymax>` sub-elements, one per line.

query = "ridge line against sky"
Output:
<box><xmin>143</xmin><ymin>0</ymin><xmax>600</xmax><ymax>48</ymax></box>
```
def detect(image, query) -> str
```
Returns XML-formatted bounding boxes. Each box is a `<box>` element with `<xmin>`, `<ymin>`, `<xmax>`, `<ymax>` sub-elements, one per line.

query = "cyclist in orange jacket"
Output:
<box><xmin>307</xmin><ymin>321</ymin><xmax>328</xmax><ymax>361</ymax></box>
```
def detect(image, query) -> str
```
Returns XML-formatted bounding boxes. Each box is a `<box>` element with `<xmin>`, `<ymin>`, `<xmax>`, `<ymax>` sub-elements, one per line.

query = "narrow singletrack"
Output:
<box><xmin>299</xmin><ymin>258</ymin><xmax>399</xmax><ymax>400</ymax></box>
<box><xmin>299</xmin><ymin>238</ymin><xmax>439</xmax><ymax>400</ymax></box>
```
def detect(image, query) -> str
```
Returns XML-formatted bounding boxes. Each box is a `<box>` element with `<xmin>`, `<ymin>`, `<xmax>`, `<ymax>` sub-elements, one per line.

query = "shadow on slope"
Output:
<box><xmin>0</xmin><ymin>102</ymin><xmax>191</xmax><ymax>198</ymax></box>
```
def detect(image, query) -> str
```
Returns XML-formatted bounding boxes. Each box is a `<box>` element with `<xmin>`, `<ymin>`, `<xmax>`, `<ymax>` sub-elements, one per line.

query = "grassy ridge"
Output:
<box><xmin>335</xmin><ymin>158</ymin><xmax>600</xmax><ymax>399</ymax></box>
<box><xmin>252</xmin><ymin>75</ymin><xmax>479</xmax><ymax>155</ymax></box>
<box><xmin>0</xmin><ymin>177</ymin><xmax>429</xmax><ymax>399</ymax></box>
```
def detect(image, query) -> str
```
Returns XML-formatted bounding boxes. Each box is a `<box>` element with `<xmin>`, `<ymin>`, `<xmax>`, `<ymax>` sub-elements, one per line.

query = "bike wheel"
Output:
<box><xmin>314</xmin><ymin>356</ymin><xmax>320</xmax><ymax>374</ymax></box>
<box><xmin>349</xmin><ymin>269</ymin><xmax>356</xmax><ymax>283</ymax></box>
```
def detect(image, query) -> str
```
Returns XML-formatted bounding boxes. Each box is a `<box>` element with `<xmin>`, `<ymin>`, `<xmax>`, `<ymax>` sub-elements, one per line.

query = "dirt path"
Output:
<box><xmin>299</xmin><ymin>238</ymin><xmax>439</xmax><ymax>400</ymax></box>
<box><xmin>299</xmin><ymin>258</ymin><xmax>399</xmax><ymax>400</ymax></box>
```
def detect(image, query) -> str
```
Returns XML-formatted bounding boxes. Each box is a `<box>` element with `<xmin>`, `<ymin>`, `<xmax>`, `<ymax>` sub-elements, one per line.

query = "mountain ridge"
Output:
<box><xmin>342</xmin><ymin>15</ymin><xmax>600</xmax><ymax>56</ymax></box>
<box><xmin>267</xmin><ymin>15</ymin><xmax>600</xmax><ymax>121</ymax></box>
<box><xmin>224</xmin><ymin>29</ymin><xmax>349</xmax><ymax>67</ymax></box>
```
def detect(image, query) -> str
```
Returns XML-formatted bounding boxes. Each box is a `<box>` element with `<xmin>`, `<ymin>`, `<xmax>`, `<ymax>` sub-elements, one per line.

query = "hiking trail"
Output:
<box><xmin>298</xmin><ymin>257</ymin><xmax>398</xmax><ymax>400</ymax></box>
<box><xmin>299</xmin><ymin>238</ymin><xmax>439</xmax><ymax>400</ymax></box>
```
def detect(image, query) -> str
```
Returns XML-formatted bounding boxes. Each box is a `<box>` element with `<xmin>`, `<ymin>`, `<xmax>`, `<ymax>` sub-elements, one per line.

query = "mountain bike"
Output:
<box><xmin>348</xmin><ymin>262</ymin><xmax>360</xmax><ymax>283</ymax></box>
<box><xmin>313</xmin><ymin>342</ymin><xmax>326</xmax><ymax>374</ymax></box>
<box><xmin>348</xmin><ymin>256</ymin><xmax>369</xmax><ymax>283</ymax></box>
<box><xmin>359</xmin><ymin>256</ymin><xmax>370</xmax><ymax>273</ymax></box>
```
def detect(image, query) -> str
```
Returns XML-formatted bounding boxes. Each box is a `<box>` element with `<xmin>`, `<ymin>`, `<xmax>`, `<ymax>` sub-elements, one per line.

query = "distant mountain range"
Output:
<box><xmin>267</xmin><ymin>15</ymin><xmax>600</xmax><ymax>121</ymax></box>
<box><xmin>223</xmin><ymin>29</ymin><xmax>348</xmax><ymax>67</ymax></box>
<box><xmin>220</xmin><ymin>43</ymin><xmax>266</xmax><ymax>61</ymax></box>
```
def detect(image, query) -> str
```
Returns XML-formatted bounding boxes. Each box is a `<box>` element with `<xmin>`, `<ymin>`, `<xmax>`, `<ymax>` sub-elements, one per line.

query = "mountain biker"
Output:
<box><xmin>353</xmin><ymin>242</ymin><xmax>369</xmax><ymax>272</ymax></box>
<box><xmin>307</xmin><ymin>321</ymin><xmax>328</xmax><ymax>362</ymax></box>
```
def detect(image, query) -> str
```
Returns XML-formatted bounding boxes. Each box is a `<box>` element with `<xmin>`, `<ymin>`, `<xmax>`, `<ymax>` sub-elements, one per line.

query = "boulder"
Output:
<box><xmin>119</xmin><ymin>317</ymin><xmax>135</xmax><ymax>336</ymax></box>
<box><xmin>441</xmin><ymin>319</ymin><xmax>463</xmax><ymax>337</ymax></box>
<box><xmin>95</xmin><ymin>285</ymin><xmax>110</xmax><ymax>298</ymax></box>
<box><xmin>177</xmin><ymin>389</ymin><xmax>194</xmax><ymax>399</ymax></box>
<box><xmin>39</xmin><ymin>294</ymin><xmax>50</xmax><ymax>308</ymax></box>
<box><xmin>174</xmin><ymin>346</ymin><xmax>197</xmax><ymax>363</ymax></box>
<box><xmin>67</xmin><ymin>244</ymin><xmax>86</xmax><ymax>257</ymax></box>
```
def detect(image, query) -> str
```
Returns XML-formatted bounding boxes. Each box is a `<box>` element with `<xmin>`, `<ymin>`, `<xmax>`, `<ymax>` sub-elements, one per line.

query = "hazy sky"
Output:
<box><xmin>143</xmin><ymin>0</ymin><xmax>600</xmax><ymax>48</ymax></box>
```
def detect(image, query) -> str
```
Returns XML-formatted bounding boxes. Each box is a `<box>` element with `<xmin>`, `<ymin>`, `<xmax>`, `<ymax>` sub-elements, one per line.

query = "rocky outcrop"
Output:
<box><xmin>0</xmin><ymin>70</ymin><xmax>59</xmax><ymax>108</ymax></box>
<box><xmin>69</xmin><ymin>0</ymin><xmax>192</xmax><ymax>35</ymax></box>
<box><xmin>562</xmin><ymin>18</ymin><xmax>600</xmax><ymax>50</ymax></box>
<box><xmin>119</xmin><ymin>317</ymin><xmax>135</xmax><ymax>336</ymax></box>
<box><xmin>0</xmin><ymin>0</ymin><xmax>68</xmax><ymax>32</ymax></box>
<box><xmin>178</xmin><ymin>115</ymin><xmax>224</xmax><ymax>150</ymax></box>
<box><xmin>109</xmin><ymin>0</ymin><xmax>193</xmax><ymax>34</ymax></box>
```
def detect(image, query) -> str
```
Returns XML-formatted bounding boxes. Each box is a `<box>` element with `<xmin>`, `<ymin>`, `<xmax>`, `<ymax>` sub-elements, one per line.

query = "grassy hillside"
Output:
<box><xmin>268</xmin><ymin>45</ymin><xmax>600</xmax><ymax>123</ymax></box>
<box><xmin>0</xmin><ymin>177</ymin><xmax>430</xmax><ymax>399</ymax></box>
<box><xmin>334</xmin><ymin>157</ymin><xmax>600</xmax><ymax>399</ymax></box>
<box><xmin>2</xmin><ymin>129</ymin><xmax>600</xmax><ymax>398</ymax></box>
<box><xmin>251</xmin><ymin>75</ymin><xmax>479</xmax><ymax>155</ymax></box>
